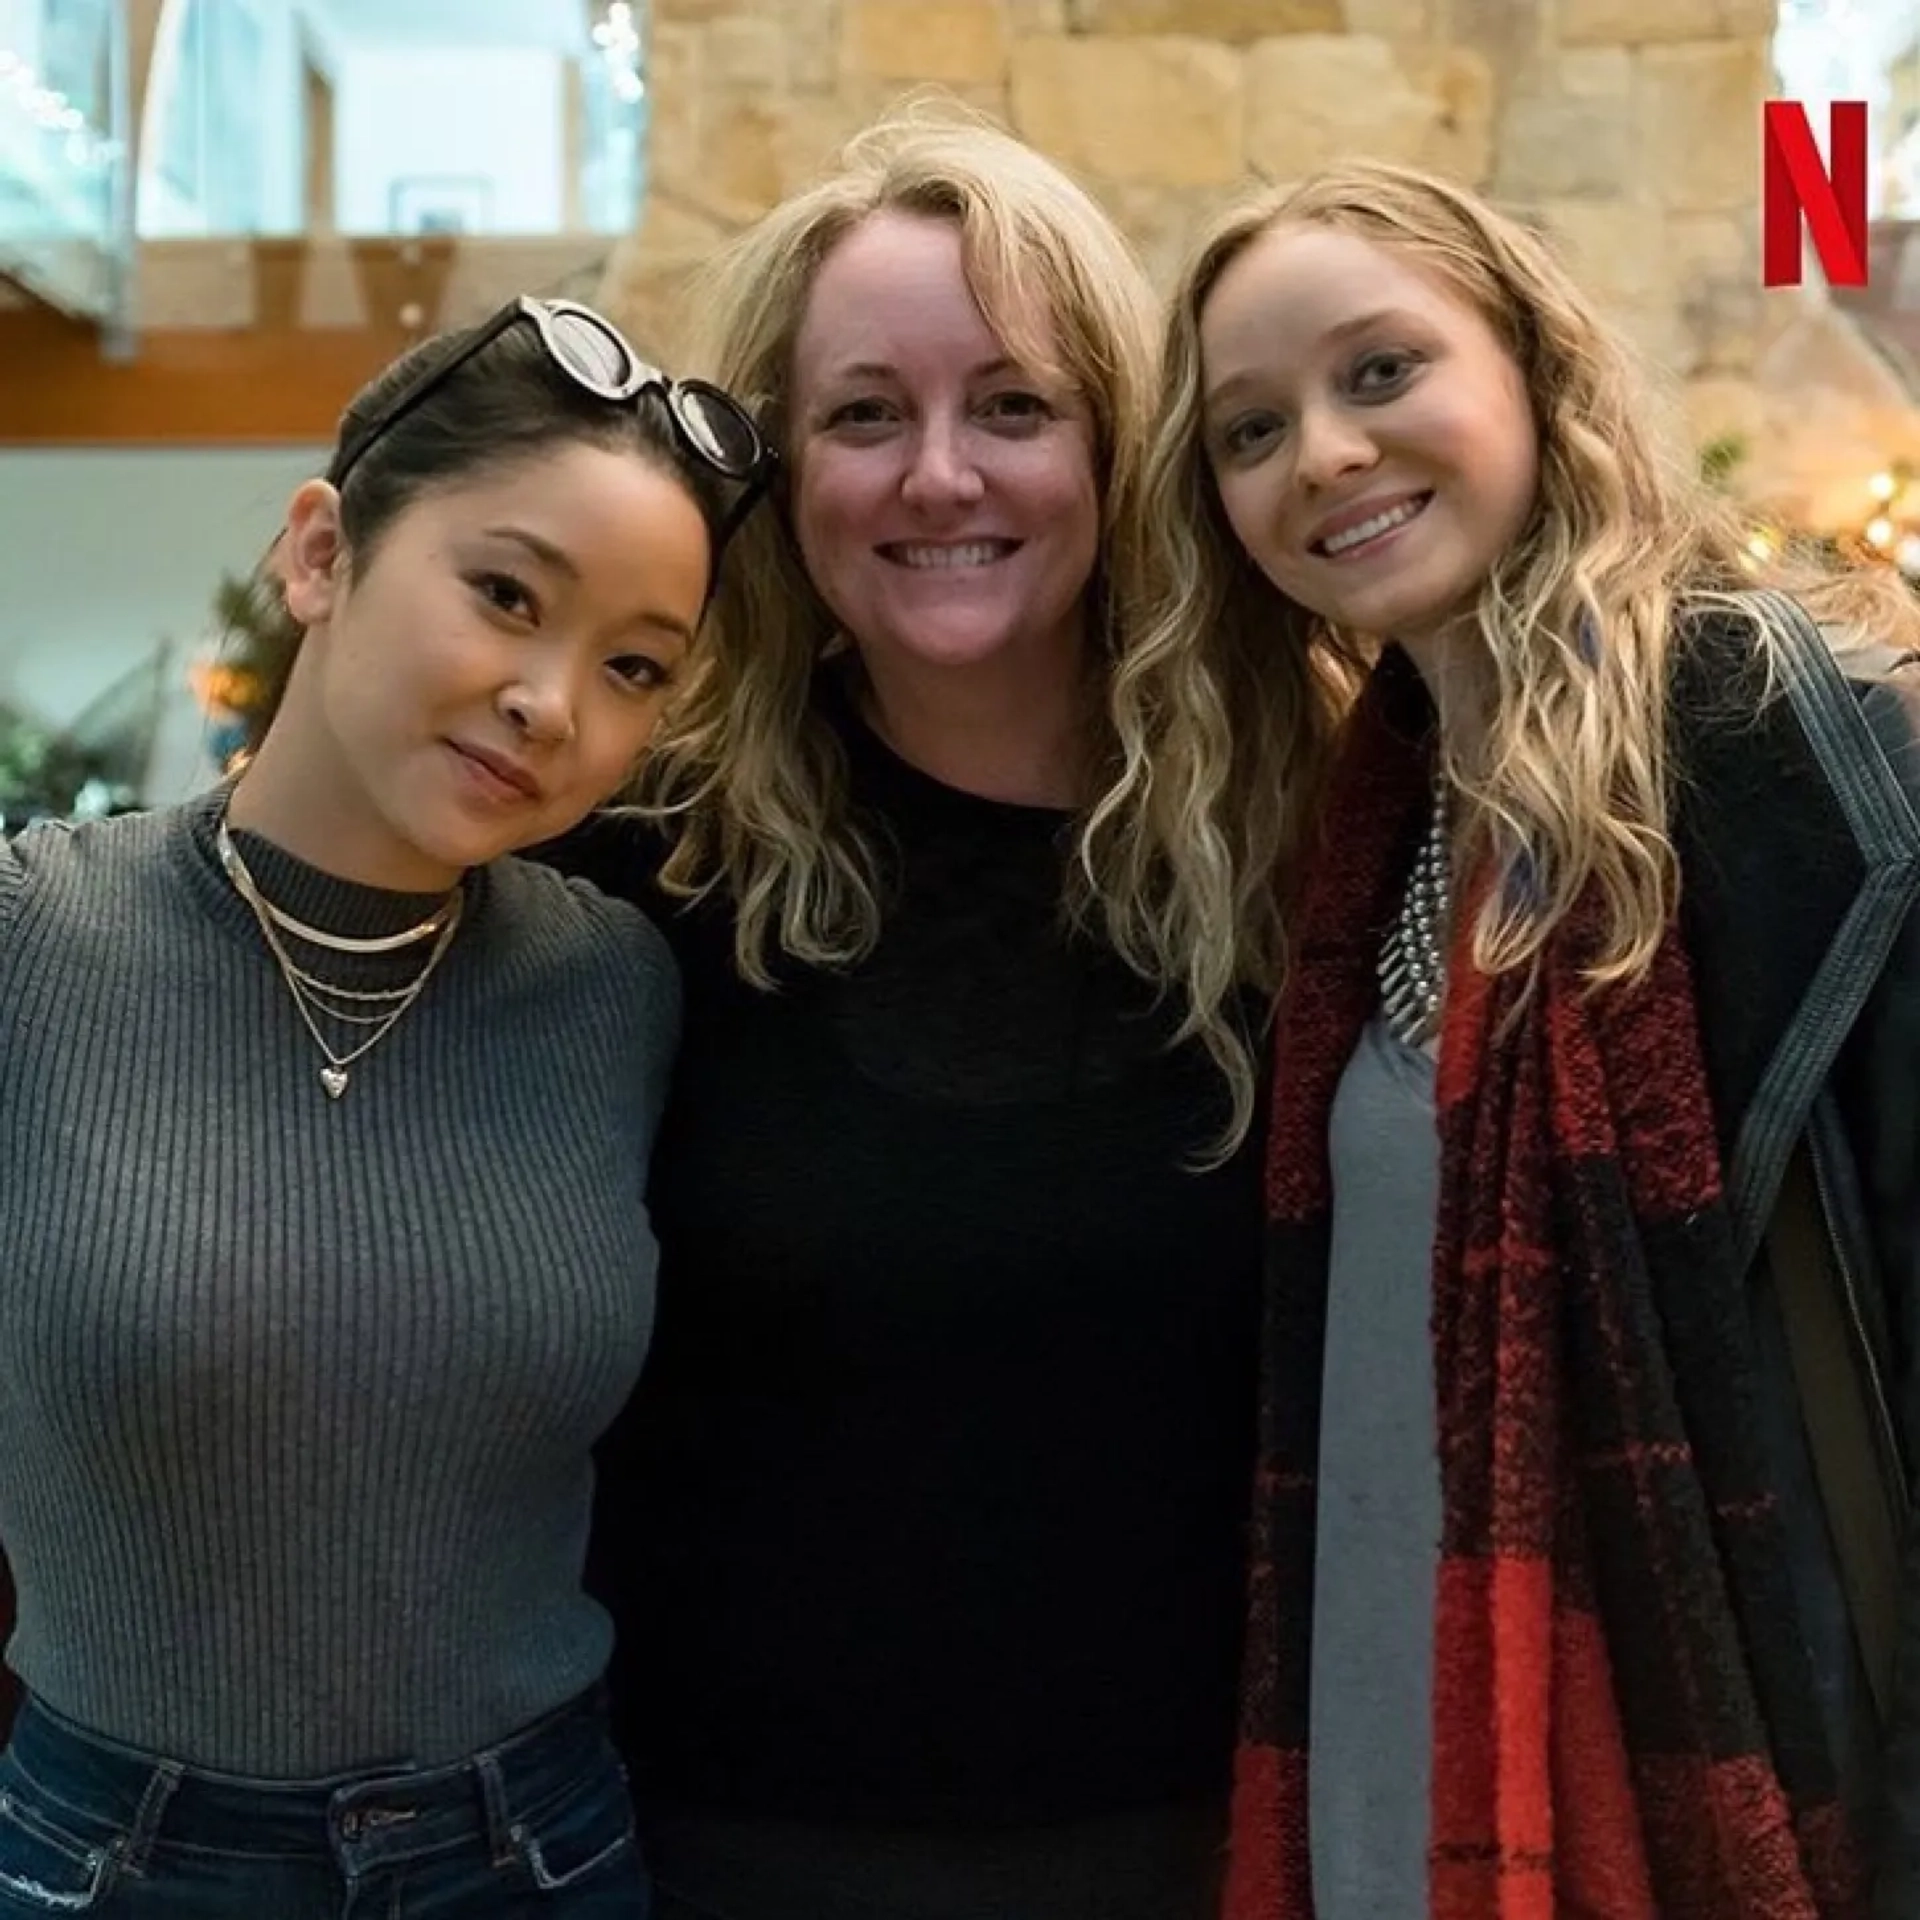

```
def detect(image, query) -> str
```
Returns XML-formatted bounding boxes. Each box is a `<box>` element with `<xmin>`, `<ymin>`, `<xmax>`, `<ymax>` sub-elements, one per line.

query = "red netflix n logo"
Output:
<box><xmin>1762</xmin><ymin>100</ymin><xmax>1870</xmax><ymax>288</ymax></box>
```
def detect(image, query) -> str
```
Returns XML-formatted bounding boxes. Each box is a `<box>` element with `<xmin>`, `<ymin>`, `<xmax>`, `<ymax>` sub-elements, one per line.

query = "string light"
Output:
<box><xmin>1854</xmin><ymin>461</ymin><xmax>1920</xmax><ymax>580</ymax></box>
<box><xmin>591</xmin><ymin>2</ymin><xmax>645</xmax><ymax>106</ymax></box>
<box><xmin>0</xmin><ymin>46</ymin><xmax>115</xmax><ymax>170</ymax></box>
<box><xmin>1714</xmin><ymin>441</ymin><xmax>1918</xmax><ymax>587</ymax></box>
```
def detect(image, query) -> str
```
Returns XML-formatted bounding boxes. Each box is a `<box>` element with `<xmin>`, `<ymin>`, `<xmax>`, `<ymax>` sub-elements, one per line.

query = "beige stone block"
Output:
<box><xmin>686</xmin><ymin>97</ymin><xmax>788</xmax><ymax>222</ymax></box>
<box><xmin>1010</xmin><ymin>37</ymin><xmax>1245</xmax><ymax>186</ymax></box>
<box><xmin>764</xmin><ymin>85</ymin><xmax>945</xmax><ymax>200</ymax></box>
<box><xmin>1445</xmin><ymin>0</ymin><xmax>1547</xmax><ymax>83</ymax></box>
<box><xmin>631</xmin><ymin>194</ymin><xmax>736</xmax><ymax>262</ymax></box>
<box><xmin>773</xmin><ymin>80</ymin><xmax>1011</xmax><ymax>163</ymax></box>
<box><xmin>1007</xmin><ymin>0</ymin><xmax>1069</xmax><ymax>28</ymax></box>
<box><xmin>1666</xmin><ymin>208</ymin><xmax>1761</xmax><ymax>376</ymax></box>
<box><xmin>704</xmin><ymin>17</ymin><xmax>791</xmax><ymax>91</ymax></box>
<box><xmin>1554</xmin><ymin>47</ymin><xmax>1632</xmax><ymax>99</ymax></box>
<box><xmin>1246</xmin><ymin>35</ymin><xmax>1473</xmax><ymax>182</ymax></box>
<box><xmin>942</xmin><ymin>81</ymin><xmax>1017</xmax><ymax>122</ymax></box>
<box><xmin>1245</xmin><ymin>35</ymin><xmax>1411</xmax><ymax>178</ymax></box>
<box><xmin>649</xmin><ymin>21</ymin><xmax>706</xmax><ymax>79</ymax></box>
<box><xmin>597</xmin><ymin>242</ymin><xmax>661</xmax><ymax>338</ymax></box>
<box><xmin>1681</xmin><ymin>282</ymin><xmax>1763</xmax><ymax>377</ymax></box>
<box><xmin>1559</xmin><ymin>0</ymin><xmax>1722</xmax><ymax>43</ymax></box>
<box><xmin>1407</xmin><ymin>47</ymin><xmax>1495</xmax><ymax>183</ymax></box>
<box><xmin>787</xmin><ymin>0</ymin><xmax>840</xmax><ymax>90</ymax></box>
<box><xmin>1608</xmin><ymin>297</ymin><xmax>1697</xmax><ymax>377</ymax></box>
<box><xmin>1097</xmin><ymin>179</ymin><xmax>1244</xmax><ymax>287</ymax></box>
<box><xmin>1535</xmin><ymin>196</ymin><xmax>1663</xmax><ymax>307</ymax></box>
<box><xmin>655</xmin><ymin>0</ymin><xmax>766</xmax><ymax>21</ymax></box>
<box><xmin>1637</xmin><ymin>40</ymin><xmax>1768</xmax><ymax>212</ymax></box>
<box><xmin>643</xmin><ymin>24</ymin><xmax>706</xmax><ymax>199</ymax></box>
<box><xmin>647</xmin><ymin>90</ymin><xmax>704</xmax><ymax>204</ymax></box>
<box><xmin>1067</xmin><ymin>0</ymin><xmax>1340</xmax><ymax>36</ymax></box>
<box><xmin>1667</xmin><ymin>209</ymin><xmax>1749</xmax><ymax>281</ymax></box>
<box><xmin>1496</xmin><ymin>91</ymin><xmax>1636</xmax><ymax>199</ymax></box>
<box><xmin>1342</xmin><ymin>0</ymin><xmax>1434</xmax><ymax>36</ymax></box>
<box><xmin>843</xmin><ymin>0</ymin><xmax>1009</xmax><ymax>84</ymax></box>
<box><xmin>763</xmin><ymin>93</ymin><xmax>873</xmax><ymax>204</ymax></box>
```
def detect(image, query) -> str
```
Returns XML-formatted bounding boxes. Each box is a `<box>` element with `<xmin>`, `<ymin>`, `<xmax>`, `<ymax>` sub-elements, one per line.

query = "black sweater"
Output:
<box><xmin>556</xmin><ymin>701</ymin><xmax>1264</xmax><ymax>1825</ymax></box>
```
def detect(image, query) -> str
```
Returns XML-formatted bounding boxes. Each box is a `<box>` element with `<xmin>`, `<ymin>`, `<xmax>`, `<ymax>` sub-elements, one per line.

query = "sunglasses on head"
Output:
<box><xmin>328</xmin><ymin>296</ymin><xmax>777</xmax><ymax>553</ymax></box>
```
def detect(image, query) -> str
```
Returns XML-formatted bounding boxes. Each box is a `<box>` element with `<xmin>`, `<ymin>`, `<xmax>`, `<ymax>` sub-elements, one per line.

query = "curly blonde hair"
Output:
<box><xmin>1104</xmin><ymin>158</ymin><xmax>1919</xmax><ymax>1104</ymax></box>
<box><xmin>638</xmin><ymin>103</ymin><xmax>1163</xmax><ymax>992</ymax></box>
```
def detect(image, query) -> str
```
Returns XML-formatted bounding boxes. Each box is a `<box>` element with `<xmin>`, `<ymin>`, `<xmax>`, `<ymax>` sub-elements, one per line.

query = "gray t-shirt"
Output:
<box><xmin>1311</xmin><ymin>1014</ymin><xmax>1441</xmax><ymax>1919</ymax></box>
<box><xmin>0</xmin><ymin>790</ymin><xmax>678</xmax><ymax>1774</ymax></box>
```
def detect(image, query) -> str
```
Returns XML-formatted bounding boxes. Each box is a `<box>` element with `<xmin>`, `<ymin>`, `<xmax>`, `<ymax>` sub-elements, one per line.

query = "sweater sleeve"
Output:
<box><xmin>0</xmin><ymin>829</ymin><xmax>29</xmax><ymax>949</ymax></box>
<box><xmin>526</xmin><ymin>810</ymin><xmax>712</xmax><ymax>970</ymax></box>
<box><xmin>527</xmin><ymin>810</ymin><xmax>674</xmax><ymax>910</ymax></box>
<box><xmin>569</xmin><ymin>877</ymin><xmax>684</xmax><ymax>1138</ymax></box>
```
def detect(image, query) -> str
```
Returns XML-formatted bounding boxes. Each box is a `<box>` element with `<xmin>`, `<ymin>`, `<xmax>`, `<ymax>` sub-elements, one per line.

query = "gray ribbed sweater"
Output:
<box><xmin>0</xmin><ymin>787</ymin><xmax>678</xmax><ymax>1775</ymax></box>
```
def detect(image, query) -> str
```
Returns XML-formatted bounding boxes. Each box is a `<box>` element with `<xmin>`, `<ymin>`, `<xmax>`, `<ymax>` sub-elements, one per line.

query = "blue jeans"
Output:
<box><xmin>0</xmin><ymin>1688</ymin><xmax>649</xmax><ymax>1917</ymax></box>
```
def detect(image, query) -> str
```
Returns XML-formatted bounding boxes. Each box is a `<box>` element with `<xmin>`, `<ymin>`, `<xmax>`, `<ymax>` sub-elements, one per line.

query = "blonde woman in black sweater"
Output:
<box><xmin>551</xmin><ymin>110</ymin><xmax>1268</xmax><ymax>1920</ymax></box>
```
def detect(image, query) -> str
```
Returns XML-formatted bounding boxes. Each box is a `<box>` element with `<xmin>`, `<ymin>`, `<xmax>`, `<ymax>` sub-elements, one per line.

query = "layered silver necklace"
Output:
<box><xmin>216</xmin><ymin>815</ymin><xmax>463</xmax><ymax>1100</ymax></box>
<box><xmin>1378</xmin><ymin>775</ymin><xmax>1450</xmax><ymax>1050</ymax></box>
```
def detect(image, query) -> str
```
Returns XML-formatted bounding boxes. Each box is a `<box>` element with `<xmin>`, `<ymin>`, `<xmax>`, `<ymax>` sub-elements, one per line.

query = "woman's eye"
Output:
<box><xmin>1352</xmin><ymin>350</ymin><xmax>1420</xmax><ymax>395</ymax></box>
<box><xmin>823</xmin><ymin>397</ymin><xmax>894</xmax><ymax>431</ymax></box>
<box><xmin>1218</xmin><ymin>412</ymin><xmax>1283</xmax><ymax>459</ymax></box>
<box><xmin>470</xmin><ymin>571</ymin><xmax>536</xmax><ymax>620</ymax></box>
<box><xmin>606</xmin><ymin>654</ymin><xmax>671</xmax><ymax>693</ymax></box>
<box><xmin>979</xmin><ymin>390</ymin><xmax>1053</xmax><ymax>426</ymax></box>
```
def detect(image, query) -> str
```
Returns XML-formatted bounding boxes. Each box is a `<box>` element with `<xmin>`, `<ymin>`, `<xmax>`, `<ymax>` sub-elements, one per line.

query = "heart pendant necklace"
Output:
<box><xmin>216</xmin><ymin>811</ymin><xmax>464</xmax><ymax>1102</ymax></box>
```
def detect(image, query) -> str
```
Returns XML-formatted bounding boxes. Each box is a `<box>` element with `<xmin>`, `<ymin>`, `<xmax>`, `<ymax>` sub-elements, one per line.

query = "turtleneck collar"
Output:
<box><xmin>821</xmin><ymin>671</ymin><xmax>1078</xmax><ymax>831</ymax></box>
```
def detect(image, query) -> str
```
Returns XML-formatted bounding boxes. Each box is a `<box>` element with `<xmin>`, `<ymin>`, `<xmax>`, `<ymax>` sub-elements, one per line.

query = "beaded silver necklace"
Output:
<box><xmin>1378</xmin><ymin>775</ymin><xmax>1450</xmax><ymax>1049</ymax></box>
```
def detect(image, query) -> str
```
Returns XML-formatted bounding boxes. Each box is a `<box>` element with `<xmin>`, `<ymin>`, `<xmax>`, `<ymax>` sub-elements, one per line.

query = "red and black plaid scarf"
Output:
<box><xmin>1225</xmin><ymin>649</ymin><xmax>1866</xmax><ymax>1920</ymax></box>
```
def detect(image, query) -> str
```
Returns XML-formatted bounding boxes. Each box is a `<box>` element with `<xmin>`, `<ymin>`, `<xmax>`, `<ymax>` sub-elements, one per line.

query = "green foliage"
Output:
<box><xmin>199</xmin><ymin>569</ymin><xmax>296</xmax><ymax>762</ymax></box>
<box><xmin>212</xmin><ymin>570</ymin><xmax>297</xmax><ymax>710</ymax></box>
<box><xmin>0</xmin><ymin>705</ymin><xmax>121</xmax><ymax>824</ymax></box>
<box><xmin>1698</xmin><ymin>433</ymin><xmax>1748</xmax><ymax>493</ymax></box>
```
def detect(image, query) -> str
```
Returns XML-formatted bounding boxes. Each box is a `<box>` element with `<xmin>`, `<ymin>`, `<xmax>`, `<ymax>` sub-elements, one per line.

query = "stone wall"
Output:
<box><xmin>599</xmin><ymin>0</ymin><xmax>1920</xmax><ymax>512</ymax></box>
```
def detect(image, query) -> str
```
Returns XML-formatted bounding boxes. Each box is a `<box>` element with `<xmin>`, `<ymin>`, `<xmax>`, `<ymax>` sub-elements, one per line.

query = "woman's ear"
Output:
<box><xmin>278</xmin><ymin>480</ymin><xmax>348</xmax><ymax>627</ymax></box>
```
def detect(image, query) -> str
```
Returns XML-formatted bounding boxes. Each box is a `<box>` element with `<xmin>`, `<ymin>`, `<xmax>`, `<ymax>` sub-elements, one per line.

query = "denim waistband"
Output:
<box><xmin>5</xmin><ymin>1686</ymin><xmax>617</xmax><ymax>1870</ymax></box>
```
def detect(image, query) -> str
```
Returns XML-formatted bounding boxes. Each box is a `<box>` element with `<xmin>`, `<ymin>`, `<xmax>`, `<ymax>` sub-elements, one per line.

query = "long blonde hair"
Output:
<box><xmin>1106</xmin><ymin>159</ymin><xmax>1918</xmax><ymax>1063</ymax></box>
<box><xmin>640</xmin><ymin>104</ymin><xmax>1162</xmax><ymax>993</ymax></box>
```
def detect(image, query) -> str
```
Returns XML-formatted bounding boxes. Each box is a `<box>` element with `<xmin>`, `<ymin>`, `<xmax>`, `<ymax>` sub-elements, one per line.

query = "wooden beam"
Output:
<box><xmin>0</xmin><ymin>232</ymin><xmax>622</xmax><ymax>445</ymax></box>
<box><xmin>0</xmin><ymin>304</ymin><xmax>413</xmax><ymax>444</ymax></box>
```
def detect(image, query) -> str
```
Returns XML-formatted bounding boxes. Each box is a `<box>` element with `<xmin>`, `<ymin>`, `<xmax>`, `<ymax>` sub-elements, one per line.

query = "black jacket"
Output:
<box><xmin>1675</xmin><ymin>602</ymin><xmax>1920</xmax><ymax>1913</ymax></box>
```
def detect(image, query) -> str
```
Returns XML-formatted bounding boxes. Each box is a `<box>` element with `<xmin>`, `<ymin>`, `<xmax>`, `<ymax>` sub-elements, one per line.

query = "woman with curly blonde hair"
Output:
<box><xmin>549</xmin><ymin>106</ymin><xmax>1265</xmax><ymax>1918</ymax></box>
<box><xmin>1128</xmin><ymin>158</ymin><xmax>1920</xmax><ymax>1920</ymax></box>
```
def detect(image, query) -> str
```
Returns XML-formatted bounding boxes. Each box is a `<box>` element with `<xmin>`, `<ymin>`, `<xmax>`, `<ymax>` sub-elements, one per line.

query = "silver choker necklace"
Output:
<box><xmin>1379</xmin><ymin>775</ymin><xmax>1450</xmax><ymax>1049</ymax></box>
<box><xmin>215</xmin><ymin>820</ymin><xmax>458</xmax><ymax>954</ymax></box>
